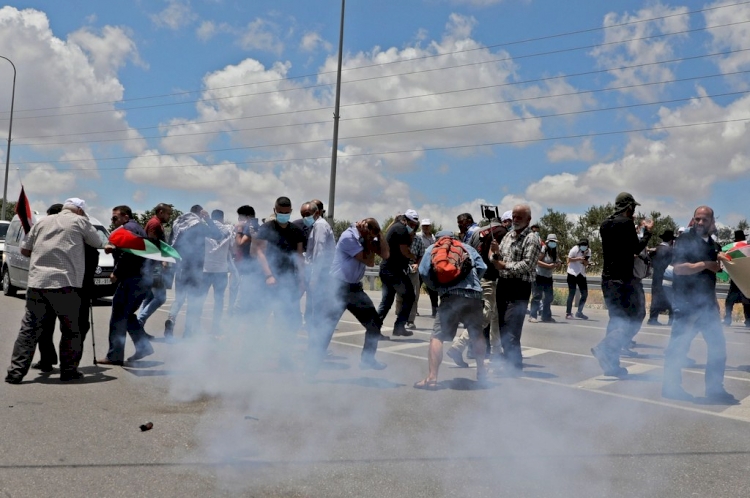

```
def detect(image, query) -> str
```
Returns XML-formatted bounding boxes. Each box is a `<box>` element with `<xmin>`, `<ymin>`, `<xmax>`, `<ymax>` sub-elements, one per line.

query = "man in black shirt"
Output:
<box><xmin>647</xmin><ymin>230</ymin><xmax>675</xmax><ymax>325</ymax></box>
<box><xmin>662</xmin><ymin>206</ymin><xmax>737</xmax><ymax>404</ymax></box>
<box><xmin>377</xmin><ymin>210</ymin><xmax>419</xmax><ymax>337</ymax></box>
<box><xmin>591</xmin><ymin>192</ymin><xmax>652</xmax><ymax>377</ymax></box>
<box><xmin>253</xmin><ymin>196</ymin><xmax>306</xmax><ymax>367</ymax></box>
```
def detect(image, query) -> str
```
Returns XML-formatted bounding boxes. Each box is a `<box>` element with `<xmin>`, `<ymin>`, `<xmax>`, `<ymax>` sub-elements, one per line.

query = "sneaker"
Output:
<box><xmin>164</xmin><ymin>318</ymin><xmax>174</xmax><ymax>338</ymax></box>
<box><xmin>446</xmin><ymin>348</ymin><xmax>469</xmax><ymax>368</ymax></box>
<box><xmin>360</xmin><ymin>357</ymin><xmax>387</xmax><ymax>370</ymax></box>
<box><xmin>528</xmin><ymin>317</ymin><xmax>538</xmax><ymax>323</ymax></box>
<box><xmin>406</xmin><ymin>322</ymin><xmax>416</xmax><ymax>329</ymax></box>
<box><xmin>575</xmin><ymin>312</ymin><xmax>589</xmax><ymax>320</ymax></box>
<box><xmin>541</xmin><ymin>318</ymin><xmax>556</xmax><ymax>323</ymax></box>
<box><xmin>127</xmin><ymin>347</ymin><xmax>154</xmax><ymax>363</ymax></box>
<box><xmin>4</xmin><ymin>375</ymin><xmax>22</xmax><ymax>384</ymax></box>
<box><xmin>60</xmin><ymin>371</ymin><xmax>83</xmax><ymax>382</ymax></box>
<box><xmin>705</xmin><ymin>388</ymin><xmax>739</xmax><ymax>405</ymax></box>
<box><xmin>31</xmin><ymin>362</ymin><xmax>54</xmax><ymax>373</ymax></box>
<box><xmin>591</xmin><ymin>346</ymin><xmax>627</xmax><ymax>377</ymax></box>
<box><xmin>376</xmin><ymin>333</ymin><xmax>390</xmax><ymax>341</ymax></box>
<box><xmin>565</xmin><ymin>314</ymin><xmax>575</xmax><ymax>320</ymax></box>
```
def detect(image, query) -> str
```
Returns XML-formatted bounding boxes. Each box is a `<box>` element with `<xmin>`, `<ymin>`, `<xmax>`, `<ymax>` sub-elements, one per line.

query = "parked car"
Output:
<box><xmin>0</xmin><ymin>219</ymin><xmax>9</xmax><ymax>261</ymax></box>
<box><xmin>1</xmin><ymin>214</ymin><xmax>116</xmax><ymax>298</ymax></box>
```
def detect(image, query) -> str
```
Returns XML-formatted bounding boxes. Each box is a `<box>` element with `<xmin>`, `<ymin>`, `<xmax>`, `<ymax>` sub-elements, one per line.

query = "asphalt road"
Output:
<box><xmin>2</xmin><ymin>288</ymin><xmax>750</xmax><ymax>498</ymax></box>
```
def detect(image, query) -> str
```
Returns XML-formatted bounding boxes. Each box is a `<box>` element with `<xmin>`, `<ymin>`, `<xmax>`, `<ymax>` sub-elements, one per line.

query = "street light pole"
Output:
<box><xmin>327</xmin><ymin>0</ymin><xmax>345</xmax><ymax>222</ymax></box>
<box><xmin>0</xmin><ymin>56</ymin><xmax>16</xmax><ymax>221</ymax></box>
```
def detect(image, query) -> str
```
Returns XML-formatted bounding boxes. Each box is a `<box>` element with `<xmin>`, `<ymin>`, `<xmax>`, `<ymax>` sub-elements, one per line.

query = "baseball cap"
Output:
<box><xmin>63</xmin><ymin>197</ymin><xmax>87</xmax><ymax>211</ymax></box>
<box><xmin>435</xmin><ymin>229</ymin><xmax>454</xmax><ymax>238</ymax></box>
<box><xmin>501</xmin><ymin>210</ymin><xmax>513</xmax><ymax>222</ymax></box>
<box><xmin>404</xmin><ymin>209</ymin><xmax>419</xmax><ymax>222</ymax></box>
<box><xmin>421</xmin><ymin>218</ymin><xmax>432</xmax><ymax>226</ymax></box>
<box><xmin>546</xmin><ymin>233</ymin><xmax>558</xmax><ymax>242</ymax></box>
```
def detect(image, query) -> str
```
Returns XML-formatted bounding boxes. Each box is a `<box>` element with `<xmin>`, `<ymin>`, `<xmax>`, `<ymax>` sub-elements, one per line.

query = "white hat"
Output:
<box><xmin>421</xmin><ymin>218</ymin><xmax>432</xmax><ymax>226</ymax></box>
<box><xmin>404</xmin><ymin>209</ymin><xmax>419</xmax><ymax>222</ymax></box>
<box><xmin>678</xmin><ymin>226</ymin><xmax>686</xmax><ymax>233</ymax></box>
<box><xmin>546</xmin><ymin>233</ymin><xmax>558</xmax><ymax>241</ymax></box>
<box><xmin>501</xmin><ymin>210</ymin><xmax>512</xmax><ymax>221</ymax></box>
<box><xmin>63</xmin><ymin>197</ymin><xmax>86</xmax><ymax>211</ymax></box>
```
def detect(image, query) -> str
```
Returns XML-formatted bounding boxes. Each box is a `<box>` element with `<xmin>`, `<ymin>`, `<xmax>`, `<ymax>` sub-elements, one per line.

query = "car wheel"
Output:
<box><xmin>2</xmin><ymin>266</ymin><xmax>17</xmax><ymax>297</ymax></box>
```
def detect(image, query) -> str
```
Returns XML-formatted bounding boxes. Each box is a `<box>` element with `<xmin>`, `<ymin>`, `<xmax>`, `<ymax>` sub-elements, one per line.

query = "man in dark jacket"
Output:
<box><xmin>98</xmin><ymin>205</ymin><xmax>153</xmax><ymax>365</ymax></box>
<box><xmin>591</xmin><ymin>192</ymin><xmax>652</xmax><ymax>377</ymax></box>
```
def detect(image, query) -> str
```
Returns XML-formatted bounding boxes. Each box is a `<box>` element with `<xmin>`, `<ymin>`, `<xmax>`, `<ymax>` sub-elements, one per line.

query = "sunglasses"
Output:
<box><xmin>111</xmin><ymin>216</ymin><xmax>119</xmax><ymax>222</ymax></box>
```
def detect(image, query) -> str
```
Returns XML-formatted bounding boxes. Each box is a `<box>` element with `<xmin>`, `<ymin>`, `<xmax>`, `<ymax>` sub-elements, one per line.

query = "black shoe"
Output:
<box><xmin>96</xmin><ymin>358</ymin><xmax>124</xmax><ymax>366</ymax></box>
<box><xmin>164</xmin><ymin>318</ymin><xmax>174</xmax><ymax>337</ymax></box>
<box><xmin>127</xmin><ymin>344</ymin><xmax>155</xmax><ymax>363</ymax></box>
<box><xmin>620</xmin><ymin>348</ymin><xmax>639</xmax><ymax>358</ymax></box>
<box><xmin>406</xmin><ymin>322</ymin><xmax>416</xmax><ymax>329</ymax></box>
<box><xmin>143</xmin><ymin>332</ymin><xmax>155</xmax><ymax>341</ymax></box>
<box><xmin>431</xmin><ymin>307</ymin><xmax>437</xmax><ymax>318</ymax></box>
<box><xmin>446</xmin><ymin>348</ymin><xmax>469</xmax><ymax>368</ymax></box>
<box><xmin>541</xmin><ymin>318</ymin><xmax>556</xmax><ymax>323</ymax></box>
<box><xmin>392</xmin><ymin>325</ymin><xmax>413</xmax><ymax>337</ymax></box>
<box><xmin>5</xmin><ymin>375</ymin><xmax>22</xmax><ymax>384</ymax></box>
<box><xmin>575</xmin><ymin>312</ymin><xmax>589</xmax><ymax>320</ymax></box>
<box><xmin>60</xmin><ymin>371</ymin><xmax>83</xmax><ymax>382</ymax></box>
<box><xmin>376</xmin><ymin>333</ymin><xmax>390</xmax><ymax>341</ymax></box>
<box><xmin>647</xmin><ymin>319</ymin><xmax>660</xmax><ymax>326</ymax></box>
<box><xmin>360</xmin><ymin>357</ymin><xmax>387</xmax><ymax>370</ymax></box>
<box><xmin>591</xmin><ymin>347</ymin><xmax>627</xmax><ymax>377</ymax></box>
<box><xmin>31</xmin><ymin>362</ymin><xmax>54</xmax><ymax>373</ymax></box>
<box><xmin>705</xmin><ymin>389</ymin><xmax>739</xmax><ymax>405</ymax></box>
<box><xmin>662</xmin><ymin>386</ymin><xmax>693</xmax><ymax>401</ymax></box>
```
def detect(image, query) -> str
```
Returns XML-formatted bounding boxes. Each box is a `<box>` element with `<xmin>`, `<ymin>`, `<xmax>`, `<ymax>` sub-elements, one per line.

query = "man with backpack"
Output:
<box><xmin>414</xmin><ymin>230</ymin><xmax>487</xmax><ymax>389</ymax></box>
<box><xmin>445</xmin><ymin>215</ymin><xmax>508</xmax><ymax>367</ymax></box>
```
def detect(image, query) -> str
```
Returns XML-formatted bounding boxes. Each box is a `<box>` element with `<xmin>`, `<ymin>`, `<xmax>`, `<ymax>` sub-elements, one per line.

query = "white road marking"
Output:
<box><xmin>576</xmin><ymin>363</ymin><xmax>659</xmax><ymax>390</ymax></box>
<box><xmin>379</xmin><ymin>342</ymin><xmax>429</xmax><ymax>352</ymax></box>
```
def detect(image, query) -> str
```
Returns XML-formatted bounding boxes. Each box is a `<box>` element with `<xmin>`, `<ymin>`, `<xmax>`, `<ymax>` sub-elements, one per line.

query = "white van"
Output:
<box><xmin>0</xmin><ymin>219</ymin><xmax>10</xmax><ymax>260</ymax></box>
<box><xmin>1</xmin><ymin>214</ymin><xmax>116</xmax><ymax>298</ymax></box>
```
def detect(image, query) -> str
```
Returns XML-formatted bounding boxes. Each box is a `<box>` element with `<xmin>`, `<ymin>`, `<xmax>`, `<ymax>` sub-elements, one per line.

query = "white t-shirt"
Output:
<box><xmin>567</xmin><ymin>246</ymin><xmax>591</xmax><ymax>277</ymax></box>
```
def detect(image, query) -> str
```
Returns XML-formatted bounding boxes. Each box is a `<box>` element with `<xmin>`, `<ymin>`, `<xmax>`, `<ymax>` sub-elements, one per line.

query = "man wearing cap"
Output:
<box><xmin>377</xmin><ymin>210</ymin><xmax>420</xmax><ymax>337</ymax></box>
<box><xmin>565</xmin><ymin>238</ymin><xmax>591</xmax><ymax>320</ymax></box>
<box><xmin>417</xmin><ymin>219</ymin><xmax>438</xmax><ymax>317</ymax></box>
<box><xmin>590</xmin><ymin>192</ymin><xmax>653</xmax><ymax>377</ymax></box>
<box><xmin>662</xmin><ymin>206</ymin><xmax>737</xmax><ymax>403</ymax></box>
<box><xmin>6</xmin><ymin>198</ymin><xmax>106</xmax><ymax>383</ymax></box>
<box><xmin>647</xmin><ymin>230</ymin><xmax>675</xmax><ymax>326</ymax></box>
<box><xmin>724</xmin><ymin>230</ymin><xmax>750</xmax><ymax>327</ymax></box>
<box><xmin>395</xmin><ymin>218</ymin><xmax>426</xmax><ymax>328</ymax></box>
<box><xmin>530</xmin><ymin>233</ymin><xmax>560</xmax><ymax>323</ymax></box>
<box><xmin>487</xmin><ymin>204</ymin><xmax>541</xmax><ymax>373</ymax></box>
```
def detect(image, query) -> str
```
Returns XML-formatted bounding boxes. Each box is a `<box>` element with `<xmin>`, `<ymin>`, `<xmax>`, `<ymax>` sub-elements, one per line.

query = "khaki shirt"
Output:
<box><xmin>21</xmin><ymin>210</ymin><xmax>104</xmax><ymax>289</ymax></box>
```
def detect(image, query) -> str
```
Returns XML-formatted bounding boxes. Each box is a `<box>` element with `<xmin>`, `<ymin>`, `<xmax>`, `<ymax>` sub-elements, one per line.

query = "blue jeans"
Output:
<box><xmin>203</xmin><ymin>272</ymin><xmax>228</xmax><ymax>332</ymax></box>
<box><xmin>107</xmin><ymin>277</ymin><xmax>151</xmax><ymax>362</ymax></box>
<box><xmin>377</xmin><ymin>267</ymin><xmax>414</xmax><ymax>328</ymax></box>
<box><xmin>136</xmin><ymin>286</ymin><xmax>167</xmax><ymax>326</ymax></box>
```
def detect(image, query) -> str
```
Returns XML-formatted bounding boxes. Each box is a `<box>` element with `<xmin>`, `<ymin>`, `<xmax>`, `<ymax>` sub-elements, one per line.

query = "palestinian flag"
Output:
<box><xmin>15</xmin><ymin>185</ymin><xmax>32</xmax><ymax>234</ymax></box>
<box><xmin>109</xmin><ymin>227</ymin><xmax>181</xmax><ymax>263</ymax></box>
<box><xmin>722</xmin><ymin>241</ymin><xmax>750</xmax><ymax>260</ymax></box>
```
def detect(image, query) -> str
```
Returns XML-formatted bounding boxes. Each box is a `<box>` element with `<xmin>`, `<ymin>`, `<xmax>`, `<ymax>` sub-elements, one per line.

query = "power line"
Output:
<box><xmin>18</xmin><ymin>116</ymin><xmax>750</xmax><ymax>172</ymax></box>
<box><xmin>5</xmin><ymin>17</ymin><xmax>750</xmax><ymax>121</ymax></box>
<box><xmin>5</xmin><ymin>0</ymin><xmax>749</xmax><ymax>115</ymax></box>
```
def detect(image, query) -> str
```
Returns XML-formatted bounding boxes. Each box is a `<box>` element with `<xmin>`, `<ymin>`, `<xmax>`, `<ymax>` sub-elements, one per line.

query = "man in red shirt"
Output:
<box><xmin>136</xmin><ymin>203</ymin><xmax>173</xmax><ymax>337</ymax></box>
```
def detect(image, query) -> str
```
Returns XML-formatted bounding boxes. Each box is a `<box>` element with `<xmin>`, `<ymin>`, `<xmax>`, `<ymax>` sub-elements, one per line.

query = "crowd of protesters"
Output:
<box><xmin>4</xmin><ymin>192</ymin><xmax>748</xmax><ymax>406</ymax></box>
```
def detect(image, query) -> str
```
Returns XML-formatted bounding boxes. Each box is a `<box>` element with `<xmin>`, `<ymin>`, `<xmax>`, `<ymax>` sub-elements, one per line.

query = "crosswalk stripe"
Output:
<box><xmin>379</xmin><ymin>342</ymin><xmax>429</xmax><ymax>352</ymax></box>
<box><xmin>576</xmin><ymin>363</ymin><xmax>659</xmax><ymax>390</ymax></box>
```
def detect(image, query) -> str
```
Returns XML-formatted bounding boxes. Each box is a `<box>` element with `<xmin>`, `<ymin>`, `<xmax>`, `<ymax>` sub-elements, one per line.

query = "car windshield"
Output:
<box><xmin>94</xmin><ymin>225</ymin><xmax>110</xmax><ymax>245</ymax></box>
<box><xmin>0</xmin><ymin>223</ymin><xmax>9</xmax><ymax>240</ymax></box>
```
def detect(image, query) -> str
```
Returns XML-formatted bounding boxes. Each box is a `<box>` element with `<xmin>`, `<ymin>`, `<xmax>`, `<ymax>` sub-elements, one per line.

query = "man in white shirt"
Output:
<box><xmin>566</xmin><ymin>238</ymin><xmax>591</xmax><ymax>320</ymax></box>
<box><xmin>202</xmin><ymin>210</ymin><xmax>234</xmax><ymax>335</ymax></box>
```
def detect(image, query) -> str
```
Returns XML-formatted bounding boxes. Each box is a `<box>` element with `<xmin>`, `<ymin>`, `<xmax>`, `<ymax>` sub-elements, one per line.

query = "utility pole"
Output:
<box><xmin>0</xmin><ymin>56</ymin><xmax>16</xmax><ymax>221</ymax></box>
<box><xmin>327</xmin><ymin>0</ymin><xmax>345</xmax><ymax>222</ymax></box>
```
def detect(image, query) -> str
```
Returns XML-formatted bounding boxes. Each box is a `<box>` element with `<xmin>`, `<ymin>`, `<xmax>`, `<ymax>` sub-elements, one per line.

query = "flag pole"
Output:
<box><xmin>1</xmin><ymin>56</ymin><xmax>16</xmax><ymax>221</ymax></box>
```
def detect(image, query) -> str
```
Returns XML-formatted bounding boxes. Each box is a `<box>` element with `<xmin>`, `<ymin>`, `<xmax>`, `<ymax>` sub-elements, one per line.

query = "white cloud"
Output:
<box><xmin>0</xmin><ymin>7</ymin><xmax>145</xmax><ymax>207</ymax></box>
<box><xmin>126</xmin><ymin>13</ymin><xmax>590</xmax><ymax>226</ymax></box>
<box><xmin>300</xmin><ymin>31</ymin><xmax>331</xmax><ymax>53</ymax></box>
<box><xmin>238</xmin><ymin>18</ymin><xmax>283</xmax><ymax>55</ymax></box>
<box><xmin>448</xmin><ymin>0</ymin><xmax>505</xmax><ymax>8</ymax></box>
<box><xmin>21</xmin><ymin>165</ymin><xmax>76</xmax><ymax>195</ymax></box>
<box><xmin>590</xmin><ymin>4</ymin><xmax>690</xmax><ymax>101</ymax></box>
<box><xmin>705</xmin><ymin>1</ymin><xmax>750</xmax><ymax>80</ymax></box>
<box><xmin>196</xmin><ymin>20</ymin><xmax>216</xmax><ymax>41</ymax></box>
<box><xmin>150</xmin><ymin>0</ymin><xmax>197</xmax><ymax>31</ymax></box>
<box><xmin>547</xmin><ymin>139</ymin><xmax>596</xmax><ymax>163</ymax></box>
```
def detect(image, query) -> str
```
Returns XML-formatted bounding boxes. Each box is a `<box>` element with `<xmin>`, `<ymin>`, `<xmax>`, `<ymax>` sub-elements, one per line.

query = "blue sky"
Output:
<box><xmin>1</xmin><ymin>0</ymin><xmax>750</xmax><ymax>229</ymax></box>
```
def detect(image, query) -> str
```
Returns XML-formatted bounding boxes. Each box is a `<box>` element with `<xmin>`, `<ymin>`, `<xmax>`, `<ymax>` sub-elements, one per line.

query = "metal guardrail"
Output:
<box><xmin>363</xmin><ymin>268</ymin><xmax>731</xmax><ymax>299</ymax></box>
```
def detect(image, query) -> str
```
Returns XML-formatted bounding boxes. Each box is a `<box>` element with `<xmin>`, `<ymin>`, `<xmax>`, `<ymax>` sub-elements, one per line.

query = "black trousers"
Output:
<box><xmin>566</xmin><ymin>273</ymin><xmax>588</xmax><ymax>315</ymax></box>
<box><xmin>496</xmin><ymin>278</ymin><xmax>532</xmax><ymax>368</ymax></box>
<box><xmin>725</xmin><ymin>280</ymin><xmax>750</xmax><ymax>324</ymax></box>
<box><xmin>529</xmin><ymin>275</ymin><xmax>553</xmax><ymax>321</ymax></box>
<box><xmin>649</xmin><ymin>280</ymin><xmax>673</xmax><ymax>321</ymax></box>
<box><xmin>594</xmin><ymin>278</ymin><xmax>640</xmax><ymax>367</ymax></box>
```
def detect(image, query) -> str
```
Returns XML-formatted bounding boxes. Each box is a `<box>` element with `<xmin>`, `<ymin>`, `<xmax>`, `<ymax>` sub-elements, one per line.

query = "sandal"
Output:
<box><xmin>413</xmin><ymin>378</ymin><xmax>439</xmax><ymax>390</ymax></box>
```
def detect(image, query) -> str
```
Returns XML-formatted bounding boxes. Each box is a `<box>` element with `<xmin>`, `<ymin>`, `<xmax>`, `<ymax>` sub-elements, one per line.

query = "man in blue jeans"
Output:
<box><xmin>377</xmin><ymin>210</ymin><xmax>419</xmax><ymax>337</ymax></box>
<box><xmin>98</xmin><ymin>205</ymin><xmax>154</xmax><ymax>365</ymax></box>
<box><xmin>136</xmin><ymin>203</ymin><xmax>172</xmax><ymax>337</ymax></box>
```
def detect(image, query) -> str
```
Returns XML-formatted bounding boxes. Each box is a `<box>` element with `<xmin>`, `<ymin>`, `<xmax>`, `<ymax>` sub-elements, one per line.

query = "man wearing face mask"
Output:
<box><xmin>565</xmin><ymin>238</ymin><xmax>591</xmax><ymax>320</ymax></box>
<box><xmin>253</xmin><ymin>196</ymin><xmax>306</xmax><ymax>367</ymax></box>
<box><xmin>377</xmin><ymin>210</ymin><xmax>420</xmax><ymax>337</ymax></box>
<box><xmin>487</xmin><ymin>204</ymin><xmax>541</xmax><ymax>373</ymax></box>
<box><xmin>661</xmin><ymin>206</ymin><xmax>737</xmax><ymax>404</ymax></box>
<box><xmin>303</xmin><ymin>201</ymin><xmax>335</xmax><ymax>338</ymax></box>
<box><xmin>590</xmin><ymin>192</ymin><xmax>653</xmax><ymax>377</ymax></box>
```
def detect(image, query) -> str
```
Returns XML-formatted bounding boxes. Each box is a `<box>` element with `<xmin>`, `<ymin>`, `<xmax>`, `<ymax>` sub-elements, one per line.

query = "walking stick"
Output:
<box><xmin>90</xmin><ymin>298</ymin><xmax>97</xmax><ymax>366</ymax></box>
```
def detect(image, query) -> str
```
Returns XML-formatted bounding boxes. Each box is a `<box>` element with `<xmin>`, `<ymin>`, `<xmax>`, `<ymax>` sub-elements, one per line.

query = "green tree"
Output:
<box><xmin>571</xmin><ymin>203</ymin><xmax>616</xmax><ymax>275</ymax></box>
<box><xmin>537</xmin><ymin>208</ymin><xmax>575</xmax><ymax>256</ymax></box>
<box><xmin>634</xmin><ymin>210</ymin><xmax>678</xmax><ymax>248</ymax></box>
<box><xmin>332</xmin><ymin>219</ymin><xmax>352</xmax><ymax>241</ymax></box>
<box><xmin>1</xmin><ymin>198</ymin><xmax>17</xmax><ymax>221</ymax></box>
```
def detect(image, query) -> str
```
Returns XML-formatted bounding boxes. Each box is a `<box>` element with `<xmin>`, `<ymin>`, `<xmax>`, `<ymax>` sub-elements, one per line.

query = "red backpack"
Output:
<box><xmin>429</xmin><ymin>236</ymin><xmax>474</xmax><ymax>286</ymax></box>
